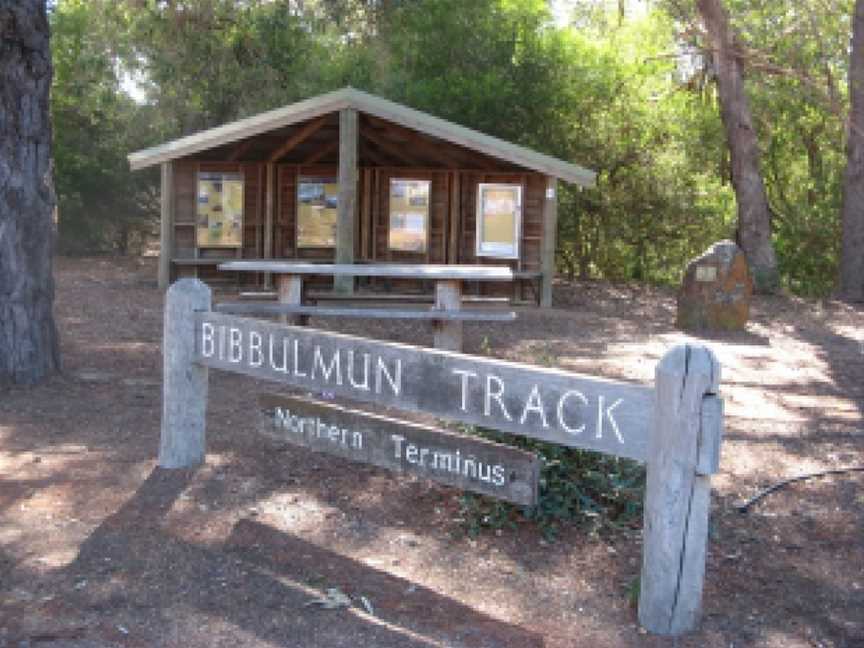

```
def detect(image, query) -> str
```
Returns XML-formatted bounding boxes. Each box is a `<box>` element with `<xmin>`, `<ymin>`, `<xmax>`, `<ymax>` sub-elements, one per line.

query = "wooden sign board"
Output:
<box><xmin>258</xmin><ymin>393</ymin><xmax>541</xmax><ymax>505</ymax></box>
<box><xmin>195</xmin><ymin>312</ymin><xmax>655</xmax><ymax>462</ymax></box>
<box><xmin>162</xmin><ymin>280</ymin><xmax>725</xmax><ymax>637</ymax></box>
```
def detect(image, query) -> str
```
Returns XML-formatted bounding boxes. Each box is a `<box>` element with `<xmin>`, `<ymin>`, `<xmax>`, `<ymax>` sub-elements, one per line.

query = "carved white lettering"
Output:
<box><xmin>201</xmin><ymin>322</ymin><xmax>215</xmax><ymax>357</ymax></box>
<box><xmin>248</xmin><ymin>331</ymin><xmax>263</xmax><ymax>367</ymax></box>
<box><xmin>484</xmin><ymin>375</ymin><xmax>512</xmax><ymax>420</ymax></box>
<box><xmin>390</xmin><ymin>434</ymin><xmax>405</xmax><ymax>459</ymax></box>
<box><xmin>596</xmin><ymin>396</ymin><xmax>624</xmax><ymax>444</ymax></box>
<box><xmin>557</xmin><ymin>390</ymin><xmax>588</xmax><ymax>435</ymax></box>
<box><xmin>347</xmin><ymin>352</ymin><xmax>370</xmax><ymax>391</ymax></box>
<box><xmin>312</xmin><ymin>346</ymin><xmax>342</xmax><ymax>385</ymax></box>
<box><xmin>375</xmin><ymin>357</ymin><xmax>402</xmax><ymax>396</ymax></box>
<box><xmin>452</xmin><ymin>368</ymin><xmax>478</xmax><ymax>412</ymax></box>
<box><xmin>293</xmin><ymin>339</ymin><xmax>307</xmax><ymax>378</ymax></box>
<box><xmin>520</xmin><ymin>384</ymin><xmax>549</xmax><ymax>427</ymax></box>
<box><xmin>229</xmin><ymin>328</ymin><xmax>243</xmax><ymax>363</ymax></box>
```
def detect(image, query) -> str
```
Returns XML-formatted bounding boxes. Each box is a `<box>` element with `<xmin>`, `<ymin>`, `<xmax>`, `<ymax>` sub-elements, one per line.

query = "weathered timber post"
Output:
<box><xmin>433</xmin><ymin>279</ymin><xmax>463</xmax><ymax>351</ymax></box>
<box><xmin>639</xmin><ymin>343</ymin><xmax>723</xmax><ymax>635</ymax></box>
<box><xmin>158</xmin><ymin>161</ymin><xmax>175</xmax><ymax>290</ymax></box>
<box><xmin>336</xmin><ymin>108</ymin><xmax>358</xmax><ymax>294</ymax></box>
<box><xmin>159</xmin><ymin>279</ymin><xmax>211</xmax><ymax>468</ymax></box>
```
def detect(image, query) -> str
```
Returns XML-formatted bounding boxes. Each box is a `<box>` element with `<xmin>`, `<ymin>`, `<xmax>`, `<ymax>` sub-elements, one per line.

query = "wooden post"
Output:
<box><xmin>540</xmin><ymin>176</ymin><xmax>558</xmax><ymax>308</ymax></box>
<box><xmin>158</xmin><ymin>161</ymin><xmax>175</xmax><ymax>290</ymax></box>
<box><xmin>277</xmin><ymin>274</ymin><xmax>305</xmax><ymax>326</ymax></box>
<box><xmin>433</xmin><ymin>279</ymin><xmax>463</xmax><ymax>351</ymax></box>
<box><xmin>639</xmin><ymin>344</ymin><xmax>722</xmax><ymax>635</ymax></box>
<box><xmin>448</xmin><ymin>171</ymin><xmax>461</xmax><ymax>264</ymax></box>
<box><xmin>264</xmin><ymin>162</ymin><xmax>275</xmax><ymax>288</ymax></box>
<box><xmin>159</xmin><ymin>279</ymin><xmax>211</xmax><ymax>468</ymax></box>
<box><xmin>336</xmin><ymin>108</ymin><xmax>358</xmax><ymax>294</ymax></box>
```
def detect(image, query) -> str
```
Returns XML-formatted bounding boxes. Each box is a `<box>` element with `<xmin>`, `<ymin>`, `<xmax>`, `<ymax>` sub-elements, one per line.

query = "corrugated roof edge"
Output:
<box><xmin>127</xmin><ymin>87</ymin><xmax>596</xmax><ymax>187</ymax></box>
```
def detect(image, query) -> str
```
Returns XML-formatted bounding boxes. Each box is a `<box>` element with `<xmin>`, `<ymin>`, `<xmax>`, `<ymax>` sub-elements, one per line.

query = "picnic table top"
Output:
<box><xmin>218</xmin><ymin>261</ymin><xmax>516</xmax><ymax>281</ymax></box>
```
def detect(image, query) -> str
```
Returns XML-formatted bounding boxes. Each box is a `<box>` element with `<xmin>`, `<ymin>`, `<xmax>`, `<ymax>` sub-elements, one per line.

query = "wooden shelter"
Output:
<box><xmin>128</xmin><ymin>87</ymin><xmax>595</xmax><ymax>306</ymax></box>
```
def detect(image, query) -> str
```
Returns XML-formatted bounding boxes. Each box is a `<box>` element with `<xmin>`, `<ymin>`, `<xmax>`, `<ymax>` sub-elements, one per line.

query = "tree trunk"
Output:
<box><xmin>0</xmin><ymin>0</ymin><xmax>61</xmax><ymax>384</ymax></box>
<box><xmin>839</xmin><ymin>0</ymin><xmax>864</xmax><ymax>302</ymax></box>
<box><xmin>697</xmin><ymin>0</ymin><xmax>780</xmax><ymax>293</ymax></box>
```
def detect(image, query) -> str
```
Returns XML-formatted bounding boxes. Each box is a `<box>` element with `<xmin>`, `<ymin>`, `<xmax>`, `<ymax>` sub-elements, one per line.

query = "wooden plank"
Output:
<box><xmin>194</xmin><ymin>312</ymin><xmax>654</xmax><ymax>461</ymax></box>
<box><xmin>218</xmin><ymin>261</ymin><xmax>514</xmax><ymax>281</ymax></box>
<box><xmin>336</xmin><ymin>108</ymin><xmax>358</xmax><ymax>294</ymax></box>
<box><xmin>639</xmin><ymin>344</ymin><xmax>721</xmax><ymax>635</ymax></box>
<box><xmin>258</xmin><ymin>393</ymin><xmax>540</xmax><ymax>505</ymax></box>
<box><xmin>214</xmin><ymin>302</ymin><xmax>516</xmax><ymax>321</ymax></box>
<box><xmin>307</xmin><ymin>291</ymin><xmax>509</xmax><ymax>305</ymax></box>
<box><xmin>268</xmin><ymin>116</ymin><xmax>327</xmax><ymax>162</ymax></box>
<box><xmin>540</xmin><ymin>176</ymin><xmax>558</xmax><ymax>308</ymax></box>
<box><xmin>433</xmin><ymin>279</ymin><xmax>463</xmax><ymax>351</ymax></box>
<box><xmin>159</xmin><ymin>161</ymin><xmax>174</xmax><ymax>290</ymax></box>
<box><xmin>160</xmin><ymin>279</ymin><xmax>211</xmax><ymax>467</ymax></box>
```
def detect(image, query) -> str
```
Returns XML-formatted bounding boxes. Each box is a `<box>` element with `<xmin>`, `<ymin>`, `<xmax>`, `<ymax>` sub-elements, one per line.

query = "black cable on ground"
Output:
<box><xmin>736</xmin><ymin>466</ymin><xmax>864</xmax><ymax>514</ymax></box>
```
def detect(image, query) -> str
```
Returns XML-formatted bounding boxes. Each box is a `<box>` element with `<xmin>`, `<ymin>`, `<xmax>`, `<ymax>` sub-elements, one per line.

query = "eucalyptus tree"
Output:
<box><xmin>839</xmin><ymin>0</ymin><xmax>864</xmax><ymax>302</ymax></box>
<box><xmin>0</xmin><ymin>0</ymin><xmax>61</xmax><ymax>384</ymax></box>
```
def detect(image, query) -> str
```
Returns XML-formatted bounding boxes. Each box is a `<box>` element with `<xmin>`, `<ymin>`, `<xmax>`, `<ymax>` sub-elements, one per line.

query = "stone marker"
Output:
<box><xmin>677</xmin><ymin>240</ymin><xmax>753</xmax><ymax>331</ymax></box>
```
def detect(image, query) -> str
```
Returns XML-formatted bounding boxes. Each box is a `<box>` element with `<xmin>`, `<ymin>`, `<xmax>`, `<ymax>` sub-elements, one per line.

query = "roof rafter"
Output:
<box><xmin>360</xmin><ymin>127</ymin><xmax>424</xmax><ymax>167</ymax></box>
<box><xmin>303</xmin><ymin>140</ymin><xmax>338</xmax><ymax>165</ymax></box>
<box><xmin>268</xmin><ymin>116</ymin><xmax>328</xmax><ymax>162</ymax></box>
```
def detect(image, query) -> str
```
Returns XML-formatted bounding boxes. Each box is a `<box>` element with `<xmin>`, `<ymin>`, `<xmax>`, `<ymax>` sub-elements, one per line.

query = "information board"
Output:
<box><xmin>476</xmin><ymin>183</ymin><xmax>521</xmax><ymax>259</ymax></box>
<box><xmin>389</xmin><ymin>179</ymin><xmax>430</xmax><ymax>252</ymax></box>
<box><xmin>297</xmin><ymin>178</ymin><xmax>338</xmax><ymax>248</ymax></box>
<box><xmin>197</xmin><ymin>172</ymin><xmax>244</xmax><ymax>248</ymax></box>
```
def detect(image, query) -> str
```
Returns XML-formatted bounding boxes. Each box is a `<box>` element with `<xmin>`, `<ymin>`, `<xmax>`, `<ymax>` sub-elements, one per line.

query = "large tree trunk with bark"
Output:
<box><xmin>0</xmin><ymin>0</ymin><xmax>61</xmax><ymax>384</ymax></box>
<box><xmin>839</xmin><ymin>0</ymin><xmax>864</xmax><ymax>302</ymax></box>
<box><xmin>697</xmin><ymin>0</ymin><xmax>780</xmax><ymax>293</ymax></box>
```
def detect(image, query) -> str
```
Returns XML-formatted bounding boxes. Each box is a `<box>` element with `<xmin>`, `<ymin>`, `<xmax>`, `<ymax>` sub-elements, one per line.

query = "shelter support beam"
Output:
<box><xmin>264</xmin><ymin>163</ymin><xmax>275</xmax><ymax>288</ymax></box>
<box><xmin>540</xmin><ymin>176</ymin><xmax>558</xmax><ymax>308</ymax></box>
<box><xmin>158</xmin><ymin>161</ymin><xmax>174</xmax><ymax>290</ymax></box>
<box><xmin>336</xmin><ymin>108</ymin><xmax>358</xmax><ymax>293</ymax></box>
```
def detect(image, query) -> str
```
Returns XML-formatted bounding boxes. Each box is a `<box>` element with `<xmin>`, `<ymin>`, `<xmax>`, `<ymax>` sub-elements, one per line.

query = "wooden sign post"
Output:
<box><xmin>159</xmin><ymin>279</ymin><xmax>723</xmax><ymax>636</ymax></box>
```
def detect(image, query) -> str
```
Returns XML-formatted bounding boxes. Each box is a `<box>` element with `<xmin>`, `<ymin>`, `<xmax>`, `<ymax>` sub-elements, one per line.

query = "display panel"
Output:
<box><xmin>297</xmin><ymin>178</ymin><xmax>338</xmax><ymax>248</ymax></box>
<box><xmin>388</xmin><ymin>179</ymin><xmax>430</xmax><ymax>253</ymax></box>
<box><xmin>196</xmin><ymin>172</ymin><xmax>244</xmax><ymax>247</ymax></box>
<box><xmin>476</xmin><ymin>183</ymin><xmax>521</xmax><ymax>259</ymax></box>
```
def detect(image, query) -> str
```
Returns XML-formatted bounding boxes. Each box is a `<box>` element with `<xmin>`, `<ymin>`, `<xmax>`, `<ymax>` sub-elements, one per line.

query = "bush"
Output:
<box><xmin>457</xmin><ymin>426</ymin><xmax>645</xmax><ymax>541</ymax></box>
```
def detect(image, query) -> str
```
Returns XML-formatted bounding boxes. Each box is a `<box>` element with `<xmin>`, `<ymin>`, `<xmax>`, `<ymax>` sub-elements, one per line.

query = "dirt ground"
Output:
<box><xmin>1</xmin><ymin>256</ymin><xmax>862</xmax><ymax>648</ymax></box>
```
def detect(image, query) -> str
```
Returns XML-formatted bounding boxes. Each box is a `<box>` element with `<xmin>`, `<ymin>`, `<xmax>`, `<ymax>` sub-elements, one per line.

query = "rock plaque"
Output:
<box><xmin>677</xmin><ymin>240</ymin><xmax>753</xmax><ymax>331</ymax></box>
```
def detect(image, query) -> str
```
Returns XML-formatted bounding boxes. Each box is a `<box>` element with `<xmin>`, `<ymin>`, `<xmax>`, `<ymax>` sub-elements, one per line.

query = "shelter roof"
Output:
<box><xmin>128</xmin><ymin>87</ymin><xmax>595</xmax><ymax>186</ymax></box>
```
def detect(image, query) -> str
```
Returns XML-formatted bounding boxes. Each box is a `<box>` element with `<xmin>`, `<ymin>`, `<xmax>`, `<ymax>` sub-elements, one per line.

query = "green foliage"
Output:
<box><xmin>49</xmin><ymin>0</ymin><xmax>855</xmax><ymax>295</ymax></box>
<box><xmin>51</xmin><ymin>0</ymin><xmax>158</xmax><ymax>254</ymax></box>
<box><xmin>457</xmin><ymin>425</ymin><xmax>645</xmax><ymax>540</ymax></box>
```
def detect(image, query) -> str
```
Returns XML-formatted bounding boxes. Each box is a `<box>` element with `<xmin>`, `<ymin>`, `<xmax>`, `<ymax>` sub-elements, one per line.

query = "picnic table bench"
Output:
<box><xmin>216</xmin><ymin>262</ymin><xmax>517</xmax><ymax>351</ymax></box>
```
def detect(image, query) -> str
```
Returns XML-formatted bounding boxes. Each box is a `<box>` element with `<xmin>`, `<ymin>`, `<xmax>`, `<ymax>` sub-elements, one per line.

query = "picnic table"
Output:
<box><xmin>216</xmin><ymin>262</ymin><xmax>517</xmax><ymax>351</ymax></box>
